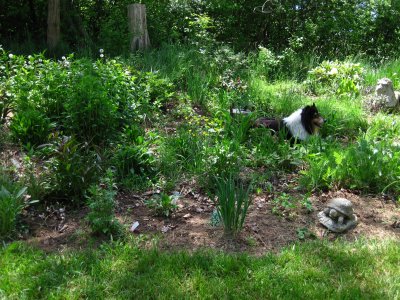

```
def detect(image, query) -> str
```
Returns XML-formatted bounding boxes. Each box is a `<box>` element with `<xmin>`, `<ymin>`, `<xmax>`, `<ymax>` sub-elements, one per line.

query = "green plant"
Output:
<box><xmin>212</xmin><ymin>175</ymin><xmax>252</xmax><ymax>236</ymax></box>
<box><xmin>301</xmin><ymin>128</ymin><xmax>400</xmax><ymax>194</ymax></box>
<box><xmin>307</xmin><ymin>60</ymin><xmax>364</xmax><ymax>95</ymax></box>
<box><xmin>112</xmin><ymin>128</ymin><xmax>156</xmax><ymax>190</ymax></box>
<box><xmin>296</xmin><ymin>227</ymin><xmax>316</xmax><ymax>240</ymax></box>
<box><xmin>0</xmin><ymin>186</ymin><xmax>27</xmax><ymax>240</ymax></box>
<box><xmin>271</xmin><ymin>193</ymin><xmax>298</xmax><ymax>217</ymax></box>
<box><xmin>62</xmin><ymin>65</ymin><xmax>119</xmax><ymax>146</ymax></box>
<box><xmin>0</xmin><ymin>169</ymin><xmax>36</xmax><ymax>240</ymax></box>
<box><xmin>10</xmin><ymin>109</ymin><xmax>54</xmax><ymax>148</ymax></box>
<box><xmin>145</xmin><ymin>193</ymin><xmax>179</xmax><ymax>217</ymax></box>
<box><xmin>204</xmin><ymin>139</ymin><xmax>242</xmax><ymax>184</ymax></box>
<box><xmin>301</xmin><ymin>197</ymin><xmax>314</xmax><ymax>213</ymax></box>
<box><xmin>46</xmin><ymin>135</ymin><xmax>102</xmax><ymax>204</ymax></box>
<box><xmin>86</xmin><ymin>169</ymin><xmax>121</xmax><ymax>236</ymax></box>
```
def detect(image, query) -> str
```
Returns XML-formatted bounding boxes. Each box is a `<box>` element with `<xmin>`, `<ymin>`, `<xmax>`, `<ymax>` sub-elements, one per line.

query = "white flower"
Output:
<box><xmin>328</xmin><ymin>68</ymin><xmax>338</xmax><ymax>75</ymax></box>
<box><xmin>8</xmin><ymin>53</ymin><xmax>13</xmax><ymax>58</ymax></box>
<box><xmin>100</xmin><ymin>54</ymin><xmax>104</xmax><ymax>58</ymax></box>
<box><xmin>99</xmin><ymin>49</ymin><xmax>104</xmax><ymax>53</ymax></box>
<box><xmin>62</xmin><ymin>56</ymin><xmax>66</xmax><ymax>60</ymax></box>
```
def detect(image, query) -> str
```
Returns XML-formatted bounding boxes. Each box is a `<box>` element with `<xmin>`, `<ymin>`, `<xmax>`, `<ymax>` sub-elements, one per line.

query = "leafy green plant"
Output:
<box><xmin>212</xmin><ymin>175</ymin><xmax>252</xmax><ymax>236</ymax></box>
<box><xmin>271</xmin><ymin>193</ymin><xmax>297</xmax><ymax>217</ymax></box>
<box><xmin>0</xmin><ymin>170</ymin><xmax>35</xmax><ymax>240</ymax></box>
<box><xmin>0</xmin><ymin>89</ymin><xmax>13</xmax><ymax>125</ymax></box>
<box><xmin>0</xmin><ymin>186</ymin><xmax>27</xmax><ymax>240</ymax></box>
<box><xmin>145</xmin><ymin>193</ymin><xmax>179</xmax><ymax>218</ymax></box>
<box><xmin>112</xmin><ymin>128</ymin><xmax>156</xmax><ymax>190</ymax></box>
<box><xmin>86</xmin><ymin>169</ymin><xmax>121</xmax><ymax>236</ymax></box>
<box><xmin>296</xmin><ymin>227</ymin><xmax>316</xmax><ymax>240</ymax></box>
<box><xmin>46</xmin><ymin>135</ymin><xmax>102</xmax><ymax>204</ymax></box>
<box><xmin>10</xmin><ymin>109</ymin><xmax>54</xmax><ymax>148</ymax></box>
<box><xmin>301</xmin><ymin>131</ymin><xmax>400</xmax><ymax>194</ymax></box>
<box><xmin>62</xmin><ymin>66</ymin><xmax>119</xmax><ymax>146</ymax></box>
<box><xmin>307</xmin><ymin>60</ymin><xmax>364</xmax><ymax>95</ymax></box>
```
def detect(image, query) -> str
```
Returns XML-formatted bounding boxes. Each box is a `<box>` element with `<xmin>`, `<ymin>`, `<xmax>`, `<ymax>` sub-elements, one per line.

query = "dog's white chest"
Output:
<box><xmin>283</xmin><ymin>109</ymin><xmax>310</xmax><ymax>141</ymax></box>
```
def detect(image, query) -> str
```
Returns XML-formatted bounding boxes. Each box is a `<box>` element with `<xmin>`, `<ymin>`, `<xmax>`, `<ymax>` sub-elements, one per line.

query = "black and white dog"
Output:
<box><xmin>254</xmin><ymin>103</ymin><xmax>325</xmax><ymax>141</ymax></box>
<box><xmin>231</xmin><ymin>103</ymin><xmax>325</xmax><ymax>142</ymax></box>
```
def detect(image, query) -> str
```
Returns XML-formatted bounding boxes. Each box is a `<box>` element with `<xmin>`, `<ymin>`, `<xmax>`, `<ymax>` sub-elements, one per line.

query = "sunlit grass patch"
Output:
<box><xmin>1</xmin><ymin>238</ymin><xmax>399</xmax><ymax>299</ymax></box>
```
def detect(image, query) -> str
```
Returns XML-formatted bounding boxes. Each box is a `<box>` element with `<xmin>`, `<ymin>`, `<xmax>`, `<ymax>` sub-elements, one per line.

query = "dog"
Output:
<box><xmin>253</xmin><ymin>103</ymin><xmax>325</xmax><ymax>142</ymax></box>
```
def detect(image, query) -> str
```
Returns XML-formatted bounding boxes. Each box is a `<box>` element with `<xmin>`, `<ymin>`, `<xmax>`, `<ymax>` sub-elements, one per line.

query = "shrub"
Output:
<box><xmin>62</xmin><ymin>63</ymin><xmax>119</xmax><ymax>146</ymax></box>
<box><xmin>111</xmin><ymin>125</ymin><xmax>157</xmax><ymax>190</ymax></box>
<box><xmin>10</xmin><ymin>108</ymin><xmax>54</xmax><ymax>148</ymax></box>
<box><xmin>212</xmin><ymin>175</ymin><xmax>252</xmax><ymax>236</ymax></box>
<box><xmin>45</xmin><ymin>135</ymin><xmax>102</xmax><ymax>204</ymax></box>
<box><xmin>307</xmin><ymin>60</ymin><xmax>364</xmax><ymax>95</ymax></box>
<box><xmin>86</xmin><ymin>169</ymin><xmax>122</xmax><ymax>236</ymax></box>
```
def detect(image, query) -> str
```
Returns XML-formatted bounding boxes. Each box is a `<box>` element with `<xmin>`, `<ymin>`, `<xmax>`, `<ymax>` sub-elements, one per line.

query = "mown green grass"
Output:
<box><xmin>1</xmin><ymin>238</ymin><xmax>399</xmax><ymax>299</ymax></box>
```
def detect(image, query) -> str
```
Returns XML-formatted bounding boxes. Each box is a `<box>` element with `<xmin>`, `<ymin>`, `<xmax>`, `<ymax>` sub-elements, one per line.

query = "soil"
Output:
<box><xmin>4</xmin><ymin>129</ymin><xmax>400</xmax><ymax>255</ymax></box>
<box><xmin>21</xmin><ymin>177</ymin><xmax>400</xmax><ymax>255</ymax></box>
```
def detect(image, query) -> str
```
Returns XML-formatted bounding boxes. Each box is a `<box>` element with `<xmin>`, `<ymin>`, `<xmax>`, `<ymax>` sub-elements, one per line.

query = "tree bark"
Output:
<box><xmin>127</xmin><ymin>4</ymin><xmax>150</xmax><ymax>51</ymax></box>
<box><xmin>47</xmin><ymin>0</ymin><xmax>60</xmax><ymax>50</ymax></box>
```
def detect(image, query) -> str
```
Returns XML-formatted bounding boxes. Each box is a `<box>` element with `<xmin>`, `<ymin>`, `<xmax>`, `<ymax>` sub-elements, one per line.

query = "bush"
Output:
<box><xmin>212</xmin><ymin>175</ymin><xmax>252</xmax><ymax>236</ymax></box>
<box><xmin>62</xmin><ymin>66</ymin><xmax>119</xmax><ymax>146</ymax></box>
<box><xmin>10</xmin><ymin>108</ymin><xmax>54</xmax><ymax>148</ymax></box>
<box><xmin>307</xmin><ymin>60</ymin><xmax>365</xmax><ymax>95</ymax></box>
<box><xmin>45</xmin><ymin>135</ymin><xmax>102</xmax><ymax>204</ymax></box>
<box><xmin>86</xmin><ymin>169</ymin><xmax>122</xmax><ymax>236</ymax></box>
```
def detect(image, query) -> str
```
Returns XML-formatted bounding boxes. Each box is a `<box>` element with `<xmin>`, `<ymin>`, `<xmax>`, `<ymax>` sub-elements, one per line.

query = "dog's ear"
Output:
<box><xmin>312</xmin><ymin>102</ymin><xmax>316</xmax><ymax>107</ymax></box>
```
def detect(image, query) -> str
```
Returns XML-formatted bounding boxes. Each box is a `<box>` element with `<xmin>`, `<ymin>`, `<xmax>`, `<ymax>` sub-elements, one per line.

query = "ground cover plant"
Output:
<box><xmin>1</xmin><ymin>2</ymin><xmax>400</xmax><ymax>298</ymax></box>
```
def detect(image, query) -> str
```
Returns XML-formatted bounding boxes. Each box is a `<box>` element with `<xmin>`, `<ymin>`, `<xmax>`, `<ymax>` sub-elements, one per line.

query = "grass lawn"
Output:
<box><xmin>1</xmin><ymin>238</ymin><xmax>399</xmax><ymax>299</ymax></box>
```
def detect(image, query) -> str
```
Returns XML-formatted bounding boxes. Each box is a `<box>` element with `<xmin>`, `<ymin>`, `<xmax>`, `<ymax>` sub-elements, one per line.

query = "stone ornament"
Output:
<box><xmin>375</xmin><ymin>78</ymin><xmax>400</xmax><ymax>108</ymax></box>
<box><xmin>318</xmin><ymin>198</ymin><xmax>358</xmax><ymax>233</ymax></box>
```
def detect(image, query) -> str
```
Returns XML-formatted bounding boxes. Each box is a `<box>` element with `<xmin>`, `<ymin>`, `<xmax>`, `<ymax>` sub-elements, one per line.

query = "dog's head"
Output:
<box><xmin>301</xmin><ymin>103</ymin><xmax>325</xmax><ymax>134</ymax></box>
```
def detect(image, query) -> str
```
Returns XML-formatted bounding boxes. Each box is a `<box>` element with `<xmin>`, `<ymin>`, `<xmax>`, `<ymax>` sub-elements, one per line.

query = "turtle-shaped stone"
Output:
<box><xmin>318</xmin><ymin>198</ymin><xmax>358</xmax><ymax>233</ymax></box>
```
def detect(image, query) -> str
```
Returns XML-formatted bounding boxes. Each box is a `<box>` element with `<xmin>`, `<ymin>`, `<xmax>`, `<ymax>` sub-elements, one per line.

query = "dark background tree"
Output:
<box><xmin>0</xmin><ymin>0</ymin><xmax>399</xmax><ymax>59</ymax></box>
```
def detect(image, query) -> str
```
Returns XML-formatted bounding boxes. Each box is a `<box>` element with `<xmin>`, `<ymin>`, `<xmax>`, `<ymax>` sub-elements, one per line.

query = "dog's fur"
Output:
<box><xmin>253</xmin><ymin>103</ymin><xmax>325</xmax><ymax>142</ymax></box>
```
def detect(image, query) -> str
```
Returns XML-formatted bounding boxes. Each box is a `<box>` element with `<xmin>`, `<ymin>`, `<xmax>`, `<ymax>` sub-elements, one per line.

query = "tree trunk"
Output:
<box><xmin>47</xmin><ymin>0</ymin><xmax>60</xmax><ymax>50</ymax></box>
<box><xmin>127</xmin><ymin>4</ymin><xmax>150</xmax><ymax>51</ymax></box>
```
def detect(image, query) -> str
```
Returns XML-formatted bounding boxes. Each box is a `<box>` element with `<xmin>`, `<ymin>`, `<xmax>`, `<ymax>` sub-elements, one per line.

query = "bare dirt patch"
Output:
<box><xmin>21</xmin><ymin>181</ymin><xmax>400</xmax><ymax>255</ymax></box>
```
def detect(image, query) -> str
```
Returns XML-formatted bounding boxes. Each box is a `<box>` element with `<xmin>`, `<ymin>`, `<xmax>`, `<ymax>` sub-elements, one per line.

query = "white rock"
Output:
<box><xmin>375</xmin><ymin>78</ymin><xmax>399</xmax><ymax>108</ymax></box>
<box><xmin>130</xmin><ymin>221</ymin><xmax>139</xmax><ymax>232</ymax></box>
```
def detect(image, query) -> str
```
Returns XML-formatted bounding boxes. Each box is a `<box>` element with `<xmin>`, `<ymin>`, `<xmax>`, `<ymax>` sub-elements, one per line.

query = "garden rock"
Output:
<box><xmin>318</xmin><ymin>198</ymin><xmax>358</xmax><ymax>233</ymax></box>
<box><xmin>375</xmin><ymin>78</ymin><xmax>400</xmax><ymax>108</ymax></box>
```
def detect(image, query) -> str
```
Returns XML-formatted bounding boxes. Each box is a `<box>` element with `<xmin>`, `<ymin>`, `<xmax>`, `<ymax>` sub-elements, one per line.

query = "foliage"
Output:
<box><xmin>45</xmin><ymin>135</ymin><xmax>103</xmax><ymax>204</ymax></box>
<box><xmin>2</xmin><ymin>0</ymin><xmax>400</xmax><ymax>62</ymax></box>
<box><xmin>111</xmin><ymin>127</ymin><xmax>157</xmax><ymax>190</ymax></box>
<box><xmin>212</xmin><ymin>175</ymin><xmax>252</xmax><ymax>236</ymax></box>
<box><xmin>10</xmin><ymin>108</ymin><xmax>54</xmax><ymax>148</ymax></box>
<box><xmin>0</xmin><ymin>171</ymin><xmax>32</xmax><ymax>240</ymax></box>
<box><xmin>145</xmin><ymin>193</ymin><xmax>179</xmax><ymax>218</ymax></box>
<box><xmin>307</xmin><ymin>60</ymin><xmax>365</xmax><ymax>95</ymax></box>
<box><xmin>1</xmin><ymin>50</ymin><xmax>173</xmax><ymax>203</ymax></box>
<box><xmin>301</xmin><ymin>116</ymin><xmax>400</xmax><ymax>195</ymax></box>
<box><xmin>271</xmin><ymin>193</ymin><xmax>298</xmax><ymax>218</ymax></box>
<box><xmin>86</xmin><ymin>169</ymin><xmax>122</xmax><ymax>236</ymax></box>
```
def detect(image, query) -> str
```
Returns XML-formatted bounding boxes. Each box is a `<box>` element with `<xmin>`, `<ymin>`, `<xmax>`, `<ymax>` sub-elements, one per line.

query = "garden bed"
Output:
<box><xmin>22</xmin><ymin>180</ymin><xmax>400</xmax><ymax>255</ymax></box>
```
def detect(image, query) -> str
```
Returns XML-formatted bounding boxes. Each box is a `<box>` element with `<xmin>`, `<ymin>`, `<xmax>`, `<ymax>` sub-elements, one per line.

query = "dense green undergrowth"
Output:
<box><xmin>1</xmin><ymin>238</ymin><xmax>399</xmax><ymax>299</ymax></box>
<box><xmin>2</xmin><ymin>43</ymin><xmax>400</xmax><ymax>238</ymax></box>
